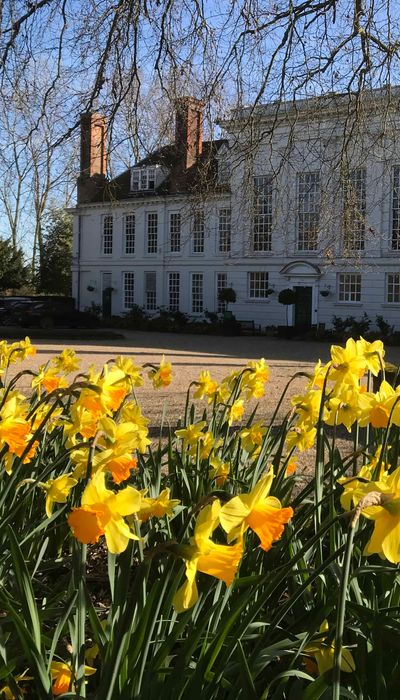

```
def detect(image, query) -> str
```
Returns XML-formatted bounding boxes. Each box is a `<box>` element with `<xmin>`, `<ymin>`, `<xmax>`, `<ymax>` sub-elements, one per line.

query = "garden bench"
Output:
<box><xmin>238</xmin><ymin>320</ymin><xmax>262</xmax><ymax>335</ymax></box>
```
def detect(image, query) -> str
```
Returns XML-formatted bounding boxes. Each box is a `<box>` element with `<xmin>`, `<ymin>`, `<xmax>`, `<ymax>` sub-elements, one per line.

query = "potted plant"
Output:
<box><xmin>278</xmin><ymin>288</ymin><xmax>297</xmax><ymax>337</ymax></box>
<box><xmin>218</xmin><ymin>286</ymin><xmax>237</xmax><ymax>315</ymax></box>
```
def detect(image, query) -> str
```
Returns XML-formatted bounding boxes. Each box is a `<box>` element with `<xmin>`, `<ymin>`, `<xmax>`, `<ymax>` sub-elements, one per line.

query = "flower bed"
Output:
<box><xmin>0</xmin><ymin>337</ymin><xmax>399</xmax><ymax>698</ymax></box>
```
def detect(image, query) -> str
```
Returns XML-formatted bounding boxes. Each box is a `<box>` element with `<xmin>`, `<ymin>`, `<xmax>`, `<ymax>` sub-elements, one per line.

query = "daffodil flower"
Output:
<box><xmin>329</xmin><ymin>338</ymin><xmax>366</xmax><ymax>386</ymax></box>
<box><xmin>68</xmin><ymin>471</ymin><xmax>142</xmax><ymax>554</ymax></box>
<box><xmin>50</xmin><ymin>660</ymin><xmax>96</xmax><ymax>696</ymax></box>
<box><xmin>219</xmin><ymin>468</ymin><xmax>293</xmax><ymax>551</ymax></box>
<box><xmin>304</xmin><ymin>620</ymin><xmax>355</xmax><ymax>676</ymax></box>
<box><xmin>173</xmin><ymin>500</ymin><xmax>243</xmax><ymax>612</ymax></box>
<box><xmin>40</xmin><ymin>473</ymin><xmax>78</xmax><ymax>517</ymax></box>
<box><xmin>353</xmin><ymin>465</ymin><xmax>400</xmax><ymax>563</ymax></box>
<box><xmin>228</xmin><ymin>399</ymin><xmax>244</xmax><ymax>424</ymax></box>
<box><xmin>148</xmin><ymin>355</ymin><xmax>173</xmax><ymax>389</ymax></box>
<box><xmin>137</xmin><ymin>487</ymin><xmax>180</xmax><ymax>521</ymax></box>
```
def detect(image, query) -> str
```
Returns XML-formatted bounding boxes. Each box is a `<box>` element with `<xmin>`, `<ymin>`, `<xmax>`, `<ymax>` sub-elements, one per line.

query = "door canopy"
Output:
<box><xmin>279</xmin><ymin>261</ymin><xmax>322</xmax><ymax>278</ymax></box>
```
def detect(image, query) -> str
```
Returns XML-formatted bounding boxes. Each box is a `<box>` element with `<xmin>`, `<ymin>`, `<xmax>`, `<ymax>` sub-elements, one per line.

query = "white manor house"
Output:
<box><xmin>72</xmin><ymin>90</ymin><xmax>400</xmax><ymax>330</ymax></box>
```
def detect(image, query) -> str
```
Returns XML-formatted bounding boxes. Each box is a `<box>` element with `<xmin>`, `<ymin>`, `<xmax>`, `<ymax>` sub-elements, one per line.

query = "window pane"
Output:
<box><xmin>191</xmin><ymin>273</ymin><xmax>203</xmax><ymax>312</ymax></box>
<box><xmin>248</xmin><ymin>272</ymin><xmax>269</xmax><ymax>298</ymax></box>
<box><xmin>169</xmin><ymin>213</ymin><xmax>181</xmax><ymax>253</ymax></box>
<box><xmin>168</xmin><ymin>272</ymin><xmax>180</xmax><ymax>311</ymax></box>
<box><xmin>387</xmin><ymin>273</ymin><xmax>400</xmax><ymax>303</ymax></box>
<box><xmin>145</xmin><ymin>272</ymin><xmax>157</xmax><ymax>310</ymax></box>
<box><xmin>297</xmin><ymin>172</ymin><xmax>320</xmax><ymax>251</ymax></box>
<box><xmin>253</xmin><ymin>176</ymin><xmax>273</xmax><ymax>252</ymax></box>
<box><xmin>192</xmin><ymin>211</ymin><xmax>204</xmax><ymax>253</ymax></box>
<box><xmin>124</xmin><ymin>214</ymin><xmax>135</xmax><ymax>254</ymax></box>
<box><xmin>123</xmin><ymin>272</ymin><xmax>135</xmax><ymax>308</ymax></box>
<box><xmin>218</xmin><ymin>209</ymin><xmax>231</xmax><ymax>253</ymax></box>
<box><xmin>102</xmin><ymin>215</ymin><xmax>113</xmax><ymax>255</ymax></box>
<box><xmin>147</xmin><ymin>213</ymin><xmax>158</xmax><ymax>254</ymax></box>
<box><xmin>343</xmin><ymin>168</ymin><xmax>366</xmax><ymax>251</ymax></box>
<box><xmin>392</xmin><ymin>166</ymin><xmax>400</xmax><ymax>250</ymax></box>
<box><xmin>338</xmin><ymin>273</ymin><xmax>361</xmax><ymax>302</ymax></box>
<box><xmin>217</xmin><ymin>273</ymin><xmax>227</xmax><ymax>312</ymax></box>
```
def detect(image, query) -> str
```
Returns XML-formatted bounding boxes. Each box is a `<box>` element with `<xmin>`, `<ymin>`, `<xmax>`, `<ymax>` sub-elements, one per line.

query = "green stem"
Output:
<box><xmin>74</xmin><ymin>542</ymin><xmax>87</xmax><ymax>698</ymax></box>
<box><xmin>332</xmin><ymin>518</ymin><xmax>357</xmax><ymax>699</ymax></box>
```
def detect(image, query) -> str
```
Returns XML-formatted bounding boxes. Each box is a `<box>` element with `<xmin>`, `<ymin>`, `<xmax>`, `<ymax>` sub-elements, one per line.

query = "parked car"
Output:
<box><xmin>0</xmin><ymin>298</ymin><xmax>36</xmax><ymax>326</ymax></box>
<box><xmin>0</xmin><ymin>296</ymin><xmax>99</xmax><ymax>328</ymax></box>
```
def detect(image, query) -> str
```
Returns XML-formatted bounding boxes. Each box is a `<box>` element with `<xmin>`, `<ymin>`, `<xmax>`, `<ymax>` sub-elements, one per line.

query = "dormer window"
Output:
<box><xmin>130</xmin><ymin>165</ymin><xmax>166</xmax><ymax>192</ymax></box>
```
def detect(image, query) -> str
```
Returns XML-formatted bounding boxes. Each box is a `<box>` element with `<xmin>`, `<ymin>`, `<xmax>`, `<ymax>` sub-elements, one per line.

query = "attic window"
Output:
<box><xmin>131</xmin><ymin>166</ymin><xmax>157</xmax><ymax>191</ymax></box>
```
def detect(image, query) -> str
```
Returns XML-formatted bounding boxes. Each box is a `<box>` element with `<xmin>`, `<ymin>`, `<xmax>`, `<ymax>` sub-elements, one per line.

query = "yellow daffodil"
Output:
<box><xmin>329</xmin><ymin>338</ymin><xmax>366</xmax><ymax>386</ymax></box>
<box><xmin>307</xmin><ymin>360</ymin><xmax>330</xmax><ymax>390</ymax></box>
<box><xmin>50</xmin><ymin>661</ymin><xmax>96</xmax><ymax>696</ymax></box>
<box><xmin>352</xmin><ymin>465</ymin><xmax>400</xmax><ymax>563</ymax></box>
<box><xmin>292</xmin><ymin>389</ymin><xmax>324</xmax><ymax>428</ymax></box>
<box><xmin>197</xmin><ymin>431</ymin><xmax>217</xmax><ymax>460</ymax></box>
<box><xmin>239</xmin><ymin>421</ymin><xmax>266</xmax><ymax>452</ymax></box>
<box><xmin>356</xmin><ymin>337</ymin><xmax>385</xmax><ymax>376</ymax></box>
<box><xmin>173</xmin><ymin>500</ymin><xmax>243</xmax><ymax>612</ymax></box>
<box><xmin>52</xmin><ymin>348</ymin><xmax>81</xmax><ymax>374</ymax></box>
<box><xmin>0</xmin><ymin>396</ymin><xmax>33</xmax><ymax>473</ymax></box>
<box><xmin>137</xmin><ymin>488</ymin><xmax>180</xmax><ymax>522</ymax></box>
<box><xmin>219</xmin><ymin>468</ymin><xmax>293</xmax><ymax>550</ymax></box>
<box><xmin>68</xmin><ymin>471</ymin><xmax>142</xmax><ymax>554</ymax></box>
<box><xmin>229</xmin><ymin>399</ymin><xmax>244</xmax><ymax>425</ymax></box>
<box><xmin>285</xmin><ymin>460</ymin><xmax>297</xmax><ymax>476</ymax></box>
<box><xmin>0</xmin><ymin>337</ymin><xmax>36</xmax><ymax>376</ymax></box>
<box><xmin>285</xmin><ymin>423</ymin><xmax>316</xmax><ymax>452</ymax></box>
<box><xmin>40</xmin><ymin>473</ymin><xmax>78</xmax><ymax>517</ymax></box>
<box><xmin>247</xmin><ymin>357</ymin><xmax>270</xmax><ymax>383</ymax></box>
<box><xmin>113</xmin><ymin>355</ymin><xmax>144</xmax><ymax>387</ymax></box>
<box><xmin>304</xmin><ymin>620</ymin><xmax>355</xmax><ymax>676</ymax></box>
<box><xmin>193</xmin><ymin>370</ymin><xmax>218</xmax><ymax>400</ymax></box>
<box><xmin>324</xmin><ymin>384</ymin><xmax>361</xmax><ymax>432</ymax></box>
<box><xmin>357</xmin><ymin>380</ymin><xmax>400</xmax><ymax>428</ymax></box>
<box><xmin>148</xmin><ymin>355</ymin><xmax>172</xmax><ymax>389</ymax></box>
<box><xmin>208</xmin><ymin>454</ymin><xmax>230</xmax><ymax>485</ymax></box>
<box><xmin>175</xmin><ymin>421</ymin><xmax>207</xmax><ymax>446</ymax></box>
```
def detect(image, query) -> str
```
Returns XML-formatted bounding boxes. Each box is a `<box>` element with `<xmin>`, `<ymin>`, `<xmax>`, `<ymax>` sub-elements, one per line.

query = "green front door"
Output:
<box><xmin>294</xmin><ymin>286</ymin><xmax>313</xmax><ymax>328</ymax></box>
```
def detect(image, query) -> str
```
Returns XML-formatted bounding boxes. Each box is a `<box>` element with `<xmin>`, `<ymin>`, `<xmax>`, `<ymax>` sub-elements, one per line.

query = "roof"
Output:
<box><xmin>86</xmin><ymin>138</ymin><xmax>229</xmax><ymax>204</ymax></box>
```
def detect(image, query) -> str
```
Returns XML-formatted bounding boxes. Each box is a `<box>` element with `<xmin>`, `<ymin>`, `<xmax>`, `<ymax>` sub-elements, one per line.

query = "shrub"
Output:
<box><xmin>1</xmin><ymin>336</ymin><xmax>400</xmax><ymax>699</ymax></box>
<box><xmin>278</xmin><ymin>287</ymin><xmax>296</xmax><ymax>305</ymax></box>
<box><xmin>376</xmin><ymin>314</ymin><xmax>394</xmax><ymax>338</ymax></box>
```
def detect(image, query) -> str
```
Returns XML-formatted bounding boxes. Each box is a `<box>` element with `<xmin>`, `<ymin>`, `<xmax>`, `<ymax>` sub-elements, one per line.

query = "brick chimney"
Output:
<box><xmin>175</xmin><ymin>97</ymin><xmax>204</xmax><ymax>170</ymax></box>
<box><xmin>77</xmin><ymin>112</ymin><xmax>107</xmax><ymax>203</ymax></box>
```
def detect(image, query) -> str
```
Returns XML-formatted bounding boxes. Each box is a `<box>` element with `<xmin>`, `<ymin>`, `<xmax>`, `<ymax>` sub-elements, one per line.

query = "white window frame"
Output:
<box><xmin>253</xmin><ymin>176</ymin><xmax>273</xmax><ymax>252</ymax></box>
<box><xmin>169</xmin><ymin>212</ymin><xmax>181</xmax><ymax>253</ymax></box>
<box><xmin>338</xmin><ymin>273</ymin><xmax>362</xmax><ymax>303</ymax></box>
<box><xmin>392</xmin><ymin>166</ymin><xmax>400</xmax><ymax>251</ymax></box>
<box><xmin>146</xmin><ymin>212</ymin><xmax>158</xmax><ymax>255</ymax></box>
<box><xmin>218</xmin><ymin>208</ymin><xmax>231</xmax><ymax>253</ymax></box>
<box><xmin>102</xmin><ymin>214</ymin><xmax>113</xmax><ymax>256</ymax></box>
<box><xmin>192</xmin><ymin>210</ymin><xmax>205</xmax><ymax>254</ymax></box>
<box><xmin>123</xmin><ymin>272</ymin><xmax>135</xmax><ymax>310</ymax></box>
<box><xmin>342</xmin><ymin>168</ymin><xmax>366</xmax><ymax>251</ymax></box>
<box><xmin>191</xmin><ymin>272</ymin><xmax>204</xmax><ymax>313</ymax></box>
<box><xmin>387</xmin><ymin>273</ymin><xmax>400</xmax><ymax>303</ymax></box>
<box><xmin>131</xmin><ymin>166</ymin><xmax>156</xmax><ymax>191</ymax></box>
<box><xmin>216</xmin><ymin>272</ymin><xmax>228</xmax><ymax>312</ymax></box>
<box><xmin>248</xmin><ymin>271</ymin><xmax>269</xmax><ymax>300</ymax></box>
<box><xmin>297</xmin><ymin>172</ymin><xmax>320</xmax><ymax>252</ymax></box>
<box><xmin>168</xmin><ymin>272</ymin><xmax>180</xmax><ymax>311</ymax></box>
<box><xmin>144</xmin><ymin>271</ymin><xmax>157</xmax><ymax>311</ymax></box>
<box><xmin>124</xmin><ymin>213</ymin><xmax>135</xmax><ymax>255</ymax></box>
